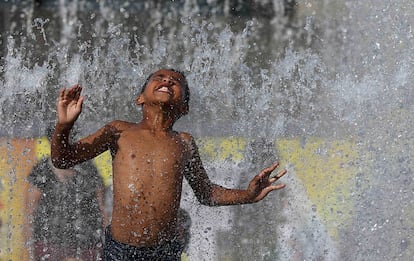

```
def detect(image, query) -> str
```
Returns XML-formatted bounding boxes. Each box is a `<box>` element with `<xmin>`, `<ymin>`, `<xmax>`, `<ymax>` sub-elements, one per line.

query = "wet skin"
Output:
<box><xmin>51</xmin><ymin>69</ymin><xmax>287</xmax><ymax>246</ymax></box>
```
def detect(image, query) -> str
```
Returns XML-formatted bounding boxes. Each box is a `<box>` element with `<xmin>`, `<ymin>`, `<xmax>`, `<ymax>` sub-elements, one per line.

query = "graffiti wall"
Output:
<box><xmin>0</xmin><ymin>136</ymin><xmax>366</xmax><ymax>260</ymax></box>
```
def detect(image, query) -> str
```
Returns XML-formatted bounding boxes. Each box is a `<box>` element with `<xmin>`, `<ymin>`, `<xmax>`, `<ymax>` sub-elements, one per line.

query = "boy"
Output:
<box><xmin>51</xmin><ymin>68</ymin><xmax>287</xmax><ymax>260</ymax></box>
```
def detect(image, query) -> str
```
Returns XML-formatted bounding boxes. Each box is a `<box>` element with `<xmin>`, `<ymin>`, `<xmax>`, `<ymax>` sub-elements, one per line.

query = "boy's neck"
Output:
<box><xmin>140</xmin><ymin>105</ymin><xmax>178</xmax><ymax>132</ymax></box>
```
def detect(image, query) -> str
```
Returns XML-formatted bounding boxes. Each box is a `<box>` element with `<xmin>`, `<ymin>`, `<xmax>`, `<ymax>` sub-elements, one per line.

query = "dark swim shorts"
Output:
<box><xmin>104</xmin><ymin>226</ymin><xmax>183</xmax><ymax>261</ymax></box>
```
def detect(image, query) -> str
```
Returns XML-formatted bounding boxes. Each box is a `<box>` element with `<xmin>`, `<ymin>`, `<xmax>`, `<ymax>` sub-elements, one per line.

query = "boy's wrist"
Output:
<box><xmin>233</xmin><ymin>189</ymin><xmax>256</xmax><ymax>205</ymax></box>
<box><xmin>55</xmin><ymin>122</ymin><xmax>74</xmax><ymax>131</ymax></box>
<box><xmin>243</xmin><ymin>189</ymin><xmax>258</xmax><ymax>204</ymax></box>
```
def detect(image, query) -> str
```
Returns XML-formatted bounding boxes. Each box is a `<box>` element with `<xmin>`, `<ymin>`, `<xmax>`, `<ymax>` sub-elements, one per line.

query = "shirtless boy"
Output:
<box><xmin>51</xmin><ymin>68</ymin><xmax>287</xmax><ymax>260</ymax></box>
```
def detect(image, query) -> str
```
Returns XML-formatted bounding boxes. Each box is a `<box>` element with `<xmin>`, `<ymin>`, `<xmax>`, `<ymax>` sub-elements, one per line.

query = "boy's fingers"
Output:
<box><xmin>260</xmin><ymin>163</ymin><xmax>280</xmax><ymax>180</ymax></box>
<box><xmin>59</xmin><ymin>88</ymin><xmax>66</xmax><ymax>100</ymax></box>
<box><xmin>259</xmin><ymin>162</ymin><xmax>280</xmax><ymax>177</ymax></box>
<box><xmin>76</xmin><ymin>96</ymin><xmax>85</xmax><ymax>111</ymax></box>
<box><xmin>266</xmin><ymin>184</ymin><xmax>286</xmax><ymax>192</ymax></box>
<box><xmin>269</xmin><ymin>169</ymin><xmax>287</xmax><ymax>183</ymax></box>
<box><xmin>74</xmin><ymin>86</ymin><xmax>82</xmax><ymax>100</ymax></box>
<box><xmin>60</xmin><ymin>84</ymin><xmax>82</xmax><ymax>101</ymax></box>
<box><xmin>268</xmin><ymin>162</ymin><xmax>279</xmax><ymax>171</ymax></box>
<box><xmin>257</xmin><ymin>183</ymin><xmax>286</xmax><ymax>199</ymax></box>
<box><xmin>275</xmin><ymin>169</ymin><xmax>287</xmax><ymax>179</ymax></box>
<box><xmin>68</xmin><ymin>87</ymin><xmax>77</xmax><ymax>99</ymax></box>
<box><xmin>272</xmin><ymin>184</ymin><xmax>286</xmax><ymax>190</ymax></box>
<box><xmin>269</xmin><ymin>170</ymin><xmax>287</xmax><ymax>183</ymax></box>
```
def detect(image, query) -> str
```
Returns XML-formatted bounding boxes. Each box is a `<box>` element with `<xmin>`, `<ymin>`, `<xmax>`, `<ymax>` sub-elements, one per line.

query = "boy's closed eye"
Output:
<box><xmin>154</xmin><ymin>76</ymin><xmax>180</xmax><ymax>85</ymax></box>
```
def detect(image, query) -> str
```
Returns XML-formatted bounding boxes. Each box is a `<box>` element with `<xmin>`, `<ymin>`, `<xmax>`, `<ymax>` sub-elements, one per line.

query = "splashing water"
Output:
<box><xmin>1</xmin><ymin>0</ymin><xmax>414</xmax><ymax>260</ymax></box>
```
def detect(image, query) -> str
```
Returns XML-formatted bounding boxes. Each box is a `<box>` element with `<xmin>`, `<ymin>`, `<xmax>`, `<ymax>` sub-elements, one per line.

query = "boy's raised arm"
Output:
<box><xmin>51</xmin><ymin>84</ymin><xmax>117</xmax><ymax>169</ymax></box>
<box><xmin>184</xmin><ymin>136</ymin><xmax>287</xmax><ymax>206</ymax></box>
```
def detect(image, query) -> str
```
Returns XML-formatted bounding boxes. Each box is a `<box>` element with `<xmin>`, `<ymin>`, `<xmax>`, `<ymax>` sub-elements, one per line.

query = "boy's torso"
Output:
<box><xmin>110</xmin><ymin>124</ymin><xmax>190</xmax><ymax>246</ymax></box>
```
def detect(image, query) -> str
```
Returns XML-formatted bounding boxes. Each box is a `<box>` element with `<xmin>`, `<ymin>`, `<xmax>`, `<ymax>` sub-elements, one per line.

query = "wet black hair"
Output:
<box><xmin>140</xmin><ymin>68</ymin><xmax>190</xmax><ymax>107</ymax></box>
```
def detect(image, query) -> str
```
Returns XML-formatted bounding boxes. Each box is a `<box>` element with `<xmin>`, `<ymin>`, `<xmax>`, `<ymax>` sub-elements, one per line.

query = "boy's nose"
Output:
<box><xmin>163</xmin><ymin>77</ymin><xmax>173</xmax><ymax>85</ymax></box>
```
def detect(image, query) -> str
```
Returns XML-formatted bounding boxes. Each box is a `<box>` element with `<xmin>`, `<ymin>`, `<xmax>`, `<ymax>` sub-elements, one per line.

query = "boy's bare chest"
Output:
<box><xmin>116</xmin><ymin>131</ymin><xmax>188</xmax><ymax>162</ymax></box>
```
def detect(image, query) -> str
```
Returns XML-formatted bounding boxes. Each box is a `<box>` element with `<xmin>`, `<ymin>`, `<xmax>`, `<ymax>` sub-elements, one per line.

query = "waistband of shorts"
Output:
<box><xmin>105</xmin><ymin>225</ymin><xmax>180</xmax><ymax>251</ymax></box>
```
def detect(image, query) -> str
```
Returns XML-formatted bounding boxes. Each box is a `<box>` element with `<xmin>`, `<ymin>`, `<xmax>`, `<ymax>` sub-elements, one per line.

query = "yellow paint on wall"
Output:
<box><xmin>277</xmin><ymin>137</ymin><xmax>358</xmax><ymax>240</ymax></box>
<box><xmin>34</xmin><ymin>137</ymin><xmax>50</xmax><ymax>160</ymax></box>
<box><xmin>197</xmin><ymin>137</ymin><xmax>246</xmax><ymax>162</ymax></box>
<box><xmin>0</xmin><ymin>138</ymin><xmax>35</xmax><ymax>261</ymax></box>
<box><xmin>93</xmin><ymin>151</ymin><xmax>113</xmax><ymax>187</ymax></box>
<box><xmin>0</xmin><ymin>136</ymin><xmax>361</xmax><ymax>261</ymax></box>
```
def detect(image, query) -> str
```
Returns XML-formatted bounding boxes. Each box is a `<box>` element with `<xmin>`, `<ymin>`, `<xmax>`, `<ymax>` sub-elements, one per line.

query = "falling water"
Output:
<box><xmin>0</xmin><ymin>0</ymin><xmax>413</xmax><ymax>260</ymax></box>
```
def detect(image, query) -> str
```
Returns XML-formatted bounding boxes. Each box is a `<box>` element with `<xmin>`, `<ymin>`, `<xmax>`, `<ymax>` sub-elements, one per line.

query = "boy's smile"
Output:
<box><xmin>136</xmin><ymin>69</ymin><xmax>190</xmax><ymax>117</ymax></box>
<box><xmin>139</xmin><ymin>69</ymin><xmax>186</xmax><ymax>106</ymax></box>
<box><xmin>156</xmin><ymin>85</ymin><xmax>173</xmax><ymax>95</ymax></box>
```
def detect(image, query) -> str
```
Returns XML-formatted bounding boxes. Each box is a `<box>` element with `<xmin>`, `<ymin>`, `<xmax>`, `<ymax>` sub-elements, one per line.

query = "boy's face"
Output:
<box><xmin>137</xmin><ymin>69</ymin><xmax>188</xmax><ymax>115</ymax></box>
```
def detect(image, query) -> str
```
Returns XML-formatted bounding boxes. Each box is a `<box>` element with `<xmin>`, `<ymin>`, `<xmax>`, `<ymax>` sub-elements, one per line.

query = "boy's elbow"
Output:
<box><xmin>50</xmin><ymin>158</ymin><xmax>64</xmax><ymax>169</ymax></box>
<box><xmin>198</xmin><ymin>195</ymin><xmax>218</xmax><ymax>206</ymax></box>
<box><xmin>199</xmin><ymin>199</ymin><xmax>216</xmax><ymax>206</ymax></box>
<box><xmin>50</xmin><ymin>156</ymin><xmax>70</xmax><ymax>169</ymax></box>
<box><xmin>196</xmin><ymin>184</ymin><xmax>222</xmax><ymax>206</ymax></box>
<box><xmin>51</xmin><ymin>145</ymin><xmax>74</xmax><ymax>169</ymax></box>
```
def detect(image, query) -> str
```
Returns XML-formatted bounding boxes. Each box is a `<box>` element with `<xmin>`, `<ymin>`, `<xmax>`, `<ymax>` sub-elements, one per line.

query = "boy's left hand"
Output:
<box><xmin>247</xmin><ymin>162</ymin><xmax>287</xmax><ymax>202</ymax></box>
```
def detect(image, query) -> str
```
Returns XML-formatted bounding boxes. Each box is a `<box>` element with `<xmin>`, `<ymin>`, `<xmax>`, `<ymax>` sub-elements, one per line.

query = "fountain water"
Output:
<box><xmin>0</xmin><ymin>0</ymin><xmax>413</xmax><ymax>260</ymax></box>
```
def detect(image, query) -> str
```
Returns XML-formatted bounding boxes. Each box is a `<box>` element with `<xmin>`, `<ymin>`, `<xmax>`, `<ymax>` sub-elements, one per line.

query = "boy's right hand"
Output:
<box><xmin>57</xmin><ymin>84</ymin><xmax>85</xmax><ymax>126</ymax></box>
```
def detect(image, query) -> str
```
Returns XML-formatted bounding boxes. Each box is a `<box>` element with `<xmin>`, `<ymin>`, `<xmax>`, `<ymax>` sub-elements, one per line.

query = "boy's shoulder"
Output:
<box><xmin>106</xmin><ymin>120</ymin><xmax>136</xmax><ymax>130</ymax></box>
<box><xmin>177</xmin><ymin>131</ymin><xmax>193</xmax><ymax>143</ymax></box>
<box><xmin>176</xmin><ymin>132</ymin><xmax>199</xmax><ymax>151</ymax></box>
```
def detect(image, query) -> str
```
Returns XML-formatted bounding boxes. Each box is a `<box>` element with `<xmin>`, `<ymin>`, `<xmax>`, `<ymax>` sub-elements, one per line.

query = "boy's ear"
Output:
<box><xmin>136</xmin><ymin>94</ymin><xmax>145</xmax><ymax>106</ymax></box>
